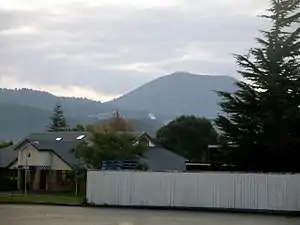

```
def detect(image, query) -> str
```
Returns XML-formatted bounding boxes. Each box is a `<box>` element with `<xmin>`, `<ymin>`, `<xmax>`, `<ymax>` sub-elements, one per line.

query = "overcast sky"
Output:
<box><xmin>0</xmin><ymin>0</ymin><xmax>269</xmax><ymax>101</ymax></box>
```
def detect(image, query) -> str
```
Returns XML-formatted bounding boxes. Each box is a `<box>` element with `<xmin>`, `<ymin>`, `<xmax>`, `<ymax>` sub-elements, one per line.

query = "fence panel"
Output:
<box><xmin>86</xmin><ymin>171</ymin><xmax>300</xmax><ymax>212</ymax></box>
<box><xmin>131</xmin><ymin>172</ymin><xmax>172</xmax><ymax>206</ymax></box>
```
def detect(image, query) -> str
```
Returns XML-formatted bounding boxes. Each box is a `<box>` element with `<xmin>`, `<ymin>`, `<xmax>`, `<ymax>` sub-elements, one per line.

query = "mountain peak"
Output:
<box><xmin>106</xmin><ymin>72</ymin><xmax>237</xmax><ymax>118</ymax></box>
<box><xmin>170</xmin><ymin>71</ymin><xmax>193</xmax><ymax>76</ymax></box>
<box><xmin>156</xmin><ymin>72</ymin><xmax>236</xmax><ymax>84</ymax></box>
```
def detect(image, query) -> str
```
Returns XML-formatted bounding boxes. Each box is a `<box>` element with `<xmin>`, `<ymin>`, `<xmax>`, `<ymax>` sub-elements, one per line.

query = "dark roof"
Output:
<box><xmin>0</xmin><ymin>132</ymin><xmax>90</xmax><ymax>168</ymax></box>
<box><xmin>25</xmin><ymin>132</ymin><xmax>90</xmax><ymax>142</ymax></box>
<box><xmin>0</xmin><ymin>146</ymin><xmax>17</xmax><ymax>168</ymax></box>
<box><xmin>1</xmin><ymin>131</ymin><xmax>187</xmax><ymax>171</ymax></box>
<box><xmin>142</xmin><ymin>147</ymin><xmax>187</xmax><ymax>172</ymax></box>
<box><xmin>30</xmin><ymin>140</ymin><xmax>80</xmax><ymax>167</ymax></box>
<box><xmin>25</xmin><ymin>132</ymin><xmax>89</xmax><ymax>167</ymax></box>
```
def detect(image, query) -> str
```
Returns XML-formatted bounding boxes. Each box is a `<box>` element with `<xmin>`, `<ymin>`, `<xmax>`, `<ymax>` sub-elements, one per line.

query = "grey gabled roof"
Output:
<box><xmin>142</xmin><ymin>147</ymin><xmax>187</xmax><ymax>172</ymax></box>
<box><xmin>30</xmin><ymin>140</ymin><xmax>80</xmax><ymax>167</ymax></box>
<box><xmin>25</xmin><ymin>132</ymin><xmax>89</xmax><ymax>167</ymax></box>
<box><xmin>0</xmin><ymin>132</ymin><xmax>90</xmax><ymax>168</ymax></box>
<box><xmin>0</xmin><ymin>146</ymin><xmax>17</xmax><ymax>168</ymax></box>
<box><xmin>25</xmin><ymin>132</ymin><xmax>90</xmax><ymax>142</ymax></box>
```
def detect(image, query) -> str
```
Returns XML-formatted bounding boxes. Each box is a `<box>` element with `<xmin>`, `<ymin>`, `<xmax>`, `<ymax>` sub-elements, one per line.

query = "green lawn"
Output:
<box><xmin>0</xmin><ymin>193</ymin><xmax>83</xmax><ymax>204</ymax></box>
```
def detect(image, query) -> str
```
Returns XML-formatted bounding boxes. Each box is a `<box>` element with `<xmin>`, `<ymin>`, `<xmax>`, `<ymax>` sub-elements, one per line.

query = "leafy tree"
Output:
<box><xmin>74</xmin><ymin>126</ymin><xmax>146</xmax><ymax>169</ymax></box>
<box><xmin>48</xmin><ymin>102</ymin><xmax>69</xmax><ymax>132</ymax></box>
<box><xmin>108</xmin><ymin>110</ymin><xmax>133</xmax><ymax>132</ymax></box>
<box><xmin>156</xmin><ymin>115</ymin><xmax>218</xmax><ymax>160</ymax></box>
<box><xmin>0</xmin><ymin>141</ymin><xmax>13</xmax><ymax>149</ymax></box>
<box><xmin>72</xmin><ymin>124</ymin><xmax>87</xmax><ymax>132</ymax></box>
<box><xmin>216</xmin><ymin>0</ymin><xmax>300</xmax><ymax>172</ymax></box>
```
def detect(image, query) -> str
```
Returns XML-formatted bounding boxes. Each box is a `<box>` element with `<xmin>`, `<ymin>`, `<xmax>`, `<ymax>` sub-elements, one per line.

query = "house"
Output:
<box><xmin>134</xmin><ymin>132</ymin><xmax>187</xmax><ymax>172</ymax></box>
<box><xmin>0</xmin><ymin>131</ymin><xmax>187</xmax><ymax>191</ymax></box>
<box><xmin>0</xmin><ymin>132</ymin><xmax>90</xmax><ymax>192</ymax></box>
<box><xmin>185</xmin><ymin>144</ymin><xmax>238</xmax><ymax>172</ymax></box>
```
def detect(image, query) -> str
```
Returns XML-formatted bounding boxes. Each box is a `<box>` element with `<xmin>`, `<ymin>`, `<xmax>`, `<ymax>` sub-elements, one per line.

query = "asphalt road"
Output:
<box><xmin>0</xmin><ymin>205</ymin><xmax>299</xmax><ymax>225</ymax></box>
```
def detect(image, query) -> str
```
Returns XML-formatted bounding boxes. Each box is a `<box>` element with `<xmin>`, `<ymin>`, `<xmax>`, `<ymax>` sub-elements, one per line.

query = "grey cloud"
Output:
<box><xmin>0</xmin><ymin>1</ymin><xmax>268</xmax><ymax>98</ymax></box>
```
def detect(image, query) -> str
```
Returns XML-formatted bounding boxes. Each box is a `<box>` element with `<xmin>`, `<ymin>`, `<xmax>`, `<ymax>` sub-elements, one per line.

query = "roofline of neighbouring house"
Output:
<box><xmin>35</xmin><ymin>147</ymin><xmax>75</xmax><ymax>170</ymax></box>
<box><xmin>134</xmin><ymin>132</ymin><xmax>157</xmax><ymax>144</ymax></box>
<box><xmin>5</xmin><ymin>131</ymin><xmax>156</xmax><ymax>169</ymax></box>
<box><xmin>5</xmin><ymin>159</ymin><xmax>17</xmax><ymax>169</ymax></box>
<box><xmin>7</xmin><ymin>139</ymin><xmax>75</xmax><ymax>170</ymax></box>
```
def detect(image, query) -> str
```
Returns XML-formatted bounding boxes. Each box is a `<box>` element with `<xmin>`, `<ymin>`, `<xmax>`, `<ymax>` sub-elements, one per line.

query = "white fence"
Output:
<box><xmin>86</xmin><ymin>171</ymin><xmax>300</xmax><ymax>212</ymax></box>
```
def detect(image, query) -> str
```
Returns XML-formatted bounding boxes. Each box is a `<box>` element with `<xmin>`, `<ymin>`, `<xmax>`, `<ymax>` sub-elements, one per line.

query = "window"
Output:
<box><xmin>56</xmin><ymin>137</ymin><xmax>63</xmax><ymax>141</ymax></box>
<box><xmin>76</xmin><ymin>135</ymin><xmax>85</xmax><ymax>140</ymax></box>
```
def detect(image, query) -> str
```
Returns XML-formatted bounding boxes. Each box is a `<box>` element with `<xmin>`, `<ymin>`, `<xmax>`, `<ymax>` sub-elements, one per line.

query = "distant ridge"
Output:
<box><xmin>105</xmin><ymin>72</ymin><xmax>237</xmax><ymax>118</ymax></box>
<box><xmin>0</xmin><ymin>72</ymin><xmax>237</xmax><ymax>140</ymax></box>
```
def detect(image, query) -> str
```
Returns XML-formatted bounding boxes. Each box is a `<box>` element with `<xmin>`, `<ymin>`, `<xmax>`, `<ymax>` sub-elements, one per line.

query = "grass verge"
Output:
<box><xmin>0</xmin><ymin>193</ymin><xmax>82</xmax><ymax>204</ymax></box>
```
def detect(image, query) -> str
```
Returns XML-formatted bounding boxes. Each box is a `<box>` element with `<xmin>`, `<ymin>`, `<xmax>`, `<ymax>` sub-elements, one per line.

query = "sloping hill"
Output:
<box><xmin>0</xmin><ymin>72</ymin><xmax>238</xmax><ymax>140</ymax></box>
<box><xmin>105</xmin><ymin>72</ymin><xmax>237</xmax><ymax>118</ymax></box>
<box><xmin>0</xmin><ymin>103</ymin><xmax>94</xmax><ymax>140</ymax></box>
<box><xmin>0</xmin><ymin>104</ymin><xmax>53</xmax><ymax>140</ymax></box>
<box><xmin>0</xmin><ymin>88</ymin><xmax>104</xmax><ymax>119</ymax></box>
<box><xmin>0</xmin><ymin>90</ymin><xmax>163</xmax><ymax>140</ymax></box>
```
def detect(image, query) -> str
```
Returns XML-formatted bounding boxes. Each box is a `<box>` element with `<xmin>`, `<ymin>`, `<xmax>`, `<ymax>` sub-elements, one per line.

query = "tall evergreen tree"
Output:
<box><xmin>48</xmin><ymin>102</ymin><xmax>69</xmax><ymax>132</ymax></box>
<box><xmin>216</xmin><ymin>0</ymin><xmax>300</xmax><ymax>172</ymax></box>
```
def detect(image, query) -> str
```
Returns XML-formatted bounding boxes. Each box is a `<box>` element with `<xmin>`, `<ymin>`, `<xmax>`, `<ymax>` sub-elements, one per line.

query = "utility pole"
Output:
<box><xmin>24</xmin><ymin>153</ymin><xmax>28</xmax><ymax>196</ymax></box>
<box><xmin>21</xmin><ymin>142</ymin><xmax>35</xmax><ymax>196</ymax></box>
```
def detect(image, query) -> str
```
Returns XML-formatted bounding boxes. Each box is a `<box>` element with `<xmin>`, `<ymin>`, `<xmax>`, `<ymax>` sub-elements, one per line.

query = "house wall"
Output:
<box><xmin>18</xmin><ymin>144</ymin><xmax>51</xmax><ymax>167</ymax></box>
<box><xmin>51</xmin><ymin>153</ymin><xmax>72</xmax><ymax>171</ymax></box>
<box><xmin>148</xmin><ymin>140</ymin><xmax>155</xmax><ymax>147</ymax></box>
<box><xmin>7</xmin><ymin>142</ymin><xmax>73</xmax><ymax>192</ymax></box>
<box><xmin>135</xmin><ymin>136</ymin><xmax>155</xmax><ymax>147</ymax></box>
<box><xmin>86</xmin><ymin>171</ymin><xmax>300</xmax><ymax>212</ymax></box>
<box><xmin>10</xmin><ymin>144</ymin><xmax>71</xmax><ymax>170</ymax></box>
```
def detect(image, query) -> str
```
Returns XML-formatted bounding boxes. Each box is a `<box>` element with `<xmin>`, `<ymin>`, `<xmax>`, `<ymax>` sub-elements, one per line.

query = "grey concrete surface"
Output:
<box><xmin>0</xmin><ymin>205</ymin><xmax>299</xmax><ymax>225</ymax></box>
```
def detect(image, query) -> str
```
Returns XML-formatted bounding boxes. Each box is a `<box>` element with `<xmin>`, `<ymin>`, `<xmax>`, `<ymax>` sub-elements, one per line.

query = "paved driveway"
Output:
<box><xmin>0</xmin><ymin>205</ymin><xmax>299</xmax><ymax>225</ymax></box>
